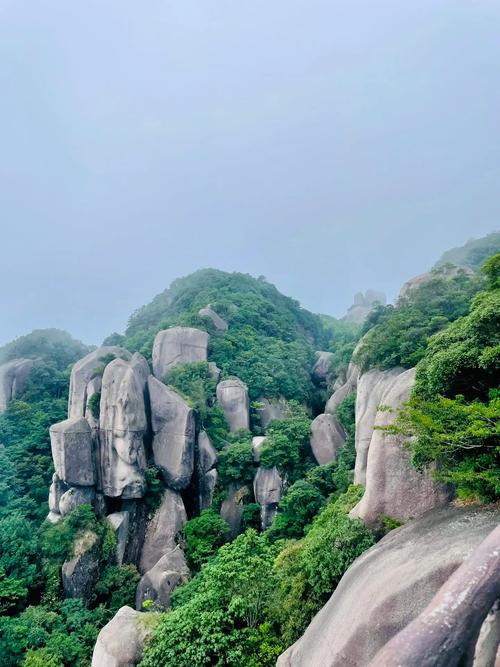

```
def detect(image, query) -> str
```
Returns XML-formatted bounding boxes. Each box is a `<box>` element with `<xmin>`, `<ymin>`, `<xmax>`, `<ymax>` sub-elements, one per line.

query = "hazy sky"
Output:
<box><xmin>1</xmin><ymin>0</ymin><xmax>499</xmax><ymax>346</ymax></box>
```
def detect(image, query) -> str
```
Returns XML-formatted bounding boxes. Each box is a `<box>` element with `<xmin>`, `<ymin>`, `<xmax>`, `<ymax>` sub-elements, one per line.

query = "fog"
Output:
<box><xmin>1</xmin><ymin>0</ymin><xmax>499</xmax><ymax>345</ymax></box>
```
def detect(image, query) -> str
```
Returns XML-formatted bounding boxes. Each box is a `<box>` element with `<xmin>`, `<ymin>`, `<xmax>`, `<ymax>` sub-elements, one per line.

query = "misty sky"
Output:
<box><xmin>1</xmin><ymin>0</ymin><xmax>499</xmax><ymax>347</ymax></box>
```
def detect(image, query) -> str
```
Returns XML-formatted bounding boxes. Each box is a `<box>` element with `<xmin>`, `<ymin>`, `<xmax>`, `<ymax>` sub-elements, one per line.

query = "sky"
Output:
<box><xmin>0</xmin><ymin>0</ymin><xmax>499</xmax><ymax>347</ymax></box>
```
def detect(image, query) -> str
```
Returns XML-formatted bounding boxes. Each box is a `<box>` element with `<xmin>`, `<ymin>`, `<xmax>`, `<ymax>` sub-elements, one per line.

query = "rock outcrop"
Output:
<box><xmin>152</xmin><ymin>327</ymin><xmax>209</xmax><ymax>379</ymax></box>
<box><xmin>99</xmin><ymin>355</ymin><xmax>149</xmax><ymax>499</ymax></box>
<box><xmin>216</xmin><ymin>378</ymin><xmax>249</xmax><ymax>432</ymax></box>
<box><xmin>253</xmin><ymin>466</ymin><xmax>282</xmax><ymax>530</ymax></box>
<box><xmin>220</xmin><ymin>483</ymin><xmax>248</xmax><ymax>538</ymax></box>
<box><xmin>311</xmin><ymin>351</ymin><xmax>334</xmax><ymax>384</ymax></box>
<box><xmin>350</xmin><ymin>367</ymin><xmax>451</xmax><ymax>528</ymax></box>
<box><xmin>197</xmin><ymin>431</ymin><xmax>218</xmax><ymax>510</ymax></box>
<box><xmin>62</xmin><ymin>530</ymin><xmax>100</xmax><ymax>599</ymax></box>
<box><xmin>107</xmin><ymin>512</ymin><xmax>130</xmax><ymax>565</ymax></box>
<box><xmin>148</xmin><ymin>376</ymin><xmax>195</xmax><ymax>490</ymax></box>
<box><xmin>310</xmin><ymin>414</ymin><xmax>345</xmax><ymax>465</ymax></box>
<box><xmin>0</xmin><ymin>358</ymin><xmax>36</xmax><ymax>414</ymax></box>
<box><xmin>252</xmin><ymin>436</ymin><xmax>266</xmax><ymax>462</ymax></box>
<box><xmin>50</xmin><ymin>417</ymin><xmax>95</xmax><ymax>487</ymax></box>
<box><xmin>136</xmin><ymin>545</ymin><xmax>190</xmax><ymax>610</ymax></box>
<box><xmin>91</xmin><ymin>606</ymin><xmax>154</xmax><ymax>667</ymax></box>
<box><xmin>198</xmin><ymin>305</ymin><xmax>228</xmax><ymax>331</ymax></box>
<box><xmin>140</xmin><ymin>489</ymin><xmax>187</xmax><ymax>573</ymax></box>
<box><xmin>343</xmin><ymin>290</ymin><xmax>386</xmax><ymax>324</ymax></box>
<box><xmin>59</xmin><ymin>486</ymin><xmax>96</xmax><ymax>516</ymax></box>
<box><xmin>325</xmin><ymin>361</ymin><xmax>359</xmax><ymax>415</ymax></box>
<box><xmin>277</xmin><ymin>506</ymin><xmax>500</xmax><ymax>667</ymax></box>
<box><xmin>258</xmin><ymin>397</ymin><xmax>289</xmax><ymax>430</ymax></box>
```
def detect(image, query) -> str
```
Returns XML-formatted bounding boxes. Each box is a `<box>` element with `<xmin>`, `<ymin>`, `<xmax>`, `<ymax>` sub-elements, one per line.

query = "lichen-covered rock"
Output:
<box><xmin>258</xmin><ymin>397</ymin><xmax>289</xmax><ymax>430</ymax></box>
<box><xmin>99</xmin><ymin>355</ymin><xmax>149</xmax><ymax>498</ymax></box>
<box><xmin>107</xmin><ymin>512</ymin><xmax>130</xmax><ymax>565</ymax></box>
<box><xmin>140</xmin><ymin>489</ymin><xmax>187</xmax><ymax>573</ymax></box>
<box><xmin>350</xmin><ymin>368</ymin><xmax>451</xmax><ymax>528</ymax></box>
<box><xmin>220</xmin><ymin>483</ymin><xmax>248</xmax><ymax>539</ymax></box>
<box><xmin>59</xmin><ymin>486</ymin><xmax>96</xmax><ymax>516</ymax></box>
<box><xmin>50</xmin><ymin>417</ymin><xmax>95</xmax><ymax>487</ymax></box>
<box><xmin>312</xmin><ymin>351</ymin><xmax>334</xmax><ymax>383</ymax></box>
<box><xmin>91</xmin><ymin>606</ymin><xmax>153</xmax><ymax>667</ymax></box>
<box><xmin>68</xmin><ymin>346</ymin><xmax>131</xmax><ymax>420</ymax></box>
<box><xmin>62</xmin><ymin>531</ymin><xmax>100</xmax><ymax>599</ymax></box>
<box><xmin>277</xmin><ymin>506</ymin><xmax>500</xmax><ymax>667</ymax></box>
<box><xmin>216</xmin><ymin>378</ymin><xmax>249</xmax><ymax>432</ymax></box>
<box><xmin>0</xmin><ymin>358</ymin><xmax>36</xmax><ymax>414</ymax></box>
<box><xmin>253</xmin><ymin>466</ymin><xmax>282</xmax><ymax>530</ymax></box>
<box><xmin>152</xmin><ymin>327</ymin><xmax>209</xmax><ymax>379</ymax></box>
<box><xmin>310</xmin><ymin>414</ymin><xmax>345</xmax><ymax>465</ymax></box>
<box><xmin>148</xmin><ymin>376</ymin><xmax>195</xmax><ymax>490</ymax></box>
<box><xmin>136</xmin><ymin>546</ymin><xmax>189</xmax><ymax>610</ymax></box>
<box><xmin>198</xmin><ymin>305</ymin><xmax>228</xmax><ymax>331</ymax></box>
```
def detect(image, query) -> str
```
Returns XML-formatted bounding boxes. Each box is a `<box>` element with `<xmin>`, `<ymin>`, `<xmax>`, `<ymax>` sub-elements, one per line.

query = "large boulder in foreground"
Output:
<box><xmin>148</xmin><ymin>376</ymin><xmax>195</xmax><ymax>490</ymax></box>
<box><xmin>91</xmin><ymin>606</ymin><xmax>154</xmax><ymax>667</ymax></box>
<box><xmin>310</xmin><ymin>414</ymin><xmax>345</xmax><ymax>465</ymax></box>
<box><xmin>152</xmin><ymin>327</ymin><xmax>208</xmax><ymax>379</ymax></box>
<box><xmin>216</xmin><ymin>378</ymin><xmax>249</xmax><ymax>432</ymax></box>
<box><xmin>350</xmin><ymin>367</ymin><xmax>451</xmax><ymax>528</ymax></box>
<box><xmin>99</xmin><ymin>354</ymin><xmax>149</xmax><ymax>498</ymax></box>
<box><xmin>0</xmin><ymin>358</ymin><xmax>36</xmax><ymax>414</ymax></box>
<box><xmin>277</xmin><ymin>505</ymin><xmax>500</xmax><ymax>667</ymax></box>
<box><xmin>136</xmin><ymin>545</ymin><xmax>190</xmax><ymax>611</ymax></box>
<box><xmin>50</xmin><ymin>417</ymin><xmax>95</xmax><ymax>487</ymax></box>
<box><xmin>140</xmin><ymin>489</ymin><xmax>187</xmax><ymax>573</ymax></box>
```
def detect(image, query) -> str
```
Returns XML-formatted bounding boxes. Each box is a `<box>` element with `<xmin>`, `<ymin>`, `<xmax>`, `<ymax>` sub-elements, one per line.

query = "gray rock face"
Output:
<box><xmin>152</xmin><ymin>327</ymin><xmax>209</xmax><ymax>379</ymax></box>
<box><xmin>310</xmin><ymin>414</ymin><xmax>345</xmax><ymax>465</ymax></box>
<box><xmin>343</xmin><ymin>290</ymin><xmax>386</xmax><ymax>324</ymax></box>
<box><xmin>107</xmin><ymin>512</ymin><xmax>130</xmax><ymax>565</ymax></box>
<box><xmin>0</xmin><ymin>358</ymin><xmax>36</xmax><ymax>414</ymax></box>
<box><xmin>148</xmin><ymin>376</ymin><xmax>195</xmax><ymax>490</ymax></box>
<box><xmin>68</xmin><ymin>346</ymin><xmax>131</xmax><ymax>420</ymax></box>
<box><xmin>59</xmin><ymin>486</ymin><xmax>96</xmax><ymax>516</ymax></box>
<box><xmin>216</xmin><ymin>378</ymin><xmax>249</xmax><ymax>432</ymax></box>
<box><xmin>220</xmin><ymin>483</ymin><xmax>248</xmax><ymax>539</ymax></box>
<box><xmin>312</xmin><ymin>351</ymin><xmax>334</xmax><ymax>383</ymax></box>
<box><xmin>99</xmin><ymin>355</ymin><xmax>149</xmax><ymax>498</ymax></box>
<box><xmin>198</xmin><ymin>305</ymin><xmax>228</xmax><ymax>331</ymax></box>
<box><xmin>253</xmin><ymin>466</ymin><xmax>282</xmax><ymax>530</ymax></box>
<box><xmin>277</xmin><ymin>506</ymin><xmax>500</xmax><ymax>667</ymax></box>
<box><xmin>252</xmin><ymin>436</ymin><xmax>267</xmax><ymax>462</ymax></box>
<box><xmin>472</xmin><ymin>601</ymin><xmax>500</xmax><ymax>667</ymax></box>
<box><xmin>198</xmin><ymin>431</ymin><xmax>218</xmax><ymax>510</ymax></box>
<box><xmin>91</xmin><ymin>606</ymin><xmax>152</xmax><ymax>667</ymax></box>
<box><xmin>350</xmin><ymin>368</ymin><xmax>451</xmax><ymax>528</ymax></box>
<box><xmin>50</xmin><ymin>417</ymin><xmax>95</xmax><ymax>487</ymax></box>
<box><xmin>136</xmin><ymin>546</ymin><xmax>189</xmax><ymax>610</ymax></box>
<box><xmin>198</xmin><ymin>431</ymin><xmax>218</xmax><ymax>472</ymax></box>
<box><xmin>62</xmin><ymin>531</ymin><xmax>100</xmax><ymax>599</ymax></box>
<box><xmin>258</xmin><ymin>397</ymin><xmax>289</xmax><ymax>430</ymax></box>
<box><xmin>208</xmin><ymin>362</ymin><xmax>222</xmax><ymax>382</ymax></box>
<box><xmin>140</xmin><ymin>489</ymin><xmax>187</xmax><ymax>573</ymax></box>
<box><xmin>199</xmin><ymin>469</ymin><xmax>218</xmax><ymax>511</ymax></box>
<box><xmin>325</xmin><ymin>362</ymin><xmax>359</xmax><ymax>415</ymax></box>
<box><xmin>48</xmin><ymin>473</ymin><xmax>67</xmax><ymax>513</ymax></box>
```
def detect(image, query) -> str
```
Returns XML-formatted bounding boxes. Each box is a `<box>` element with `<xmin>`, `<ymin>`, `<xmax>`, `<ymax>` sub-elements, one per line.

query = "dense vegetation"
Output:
<box><xmin>434</xmin><ymin>231</ymin><xmax>500</xmax><ymax>271</ymax></box>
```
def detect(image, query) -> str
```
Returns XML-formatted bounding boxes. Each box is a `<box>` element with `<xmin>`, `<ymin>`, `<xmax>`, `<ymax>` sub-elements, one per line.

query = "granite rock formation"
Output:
<box><xmin>216</xmin><ymin>378</ymin><xmax>249</xmax><ymax>432</ymax></box>
<box><xmin>152</xmin><ymin>327</ymin><xmax>209</xmax><ymax>379</ymax></box>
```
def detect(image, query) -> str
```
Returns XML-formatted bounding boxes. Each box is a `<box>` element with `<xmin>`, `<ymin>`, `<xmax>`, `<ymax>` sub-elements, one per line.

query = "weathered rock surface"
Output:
<box><xmin>312</xmin><ymin>351</ymin><xmax>334</xmax><ymax>383</ymax></box>
<box><xmin>198</xmin><ymin>431</ymin><xmax>218</xmax><ymax>472</ymax></box>
<box><xmin>350</xmin><ymin>367</ymin><xmax>451</xmax><ymax>527</ymax></box>
<box><xmin>277</xmin><ymin>506</ymin><xmax>500</xmax><ymax>667</ymax></box>
<box><xmin>197</xmin><ymin>431</ymin><xmax>218</xmax><ymax>510</ymax></box>
<box><xmin>140</xmin><ymin>489</ymin><xmax>187</xmax><ymax>573</ymax></box>
<box><xmin>91</xmin><ymin>606</ymin><xmax>153</xmax><ymax>667</ymax></box>
<box><xmin>50</xmin><ymin>417</ymin><xmax>95</xmax><ymax>486</ymax></box>
<box><xmin>107</xmin><ymin>512</ymin><xmax>130</xmax><ymax>565</ymax></box>
<box><xmin>252</xmin><ymin>436</ymin><xmax>267</xmax><ymax>462</ymax></box>
<box><xmin>48</xmin><ymin>473</ymin><xmax>68</xmax><ymax>513</ymax></box>
<box><xmin>148</xmin><ymin>376</ymin><xmax>195</xmax><ymax>490</ymax></box>
<box><xmin>99</xmin><ymin>355</ymin><xmax>149</xmax><ymax>498</ymax></box>
<box><xmin>62</xmin><ymin>531</ymin><xmax>100</xmax><ymax>599</ymax></box>
<box><xmin>0</xmin><ymin>358</ymin><xmax>36</xmax><ymax>414</ymax></box>
<box><xmin>472</xmin><ymin>601</ymin><xmax>500</xmax><ymax>667</ymax></box>
<box><xmin>310</xmin><ymin>414</ymin><xmax>345</xmax><ymax>465</ymax></box>
<box><xmin>343</xmin><ymin>290</ymin><xmax>386</xmax><ymax>324</ymax></box>
<box><xmin>258</xmin><ymin>397</ymin><xmax>289</xmax><ymax>430</ymax></box>
<box><xmin>136</xmin><ymin>546</ymin><xmax>189</xmax><ymax>610</ymax></box>
<box><xmin>216</xmin><ymin>378</ymin><xmax>249</xmax><ymax>432</ymax></box>
<box><xmin>253</xmin><ymin>466</ymin><xmax>282</xmax><ymax>530</ymax></box>
<box><xmin>152</xmin><ymin>327</ymin><xmax>208</xmax><ymax>379</ymax></box>
<box><xmin>399</xmin><ymin>265</ymin><xmax>474</xmax><ymax>301</ymax></box>
<box><xmin>199</xmin><ymin>468</ymin><xmax>218</xmax><ymax>511</ymax></box>
<box><xmin>208</xmin><ymin>361</ymin><xmax>222</xmax><ymax>381</ymax></box>
<box><xmin>325</xmin><ymin>361</ymin><xmax>359</xmax><ymax>415</ymax></box>
<box><xmin>68</xmin><ymin>346</ymin><xmax>131</xmax><ymax>420</ymax></box>
<box><xmin>198</xmin><ymin>305</ymin><xmax>228</xmax><ymax>331</ymax></box>
<box><xmin>59</xmin><ymin>485</ymin><xmax>96</xmax><ymax>516</ymax></box>
<box><xmin>220</xmin><ymin>483</ymin><xmax>248</xmax><ymax>538</ymax></box>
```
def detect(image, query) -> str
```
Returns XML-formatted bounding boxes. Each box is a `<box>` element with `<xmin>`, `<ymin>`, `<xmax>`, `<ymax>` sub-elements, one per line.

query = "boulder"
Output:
<box><xmin>198</xmin><ymin>431</ymin><xmax>218</xmax><ymax>472</ymax></box>
<box><xmin>252</xmin><ymin>436</ymin><xmax>267</xmax><ymax>462</ymax></box>
<box><xmin>62</xmin><ymin>530</ymin><xmax>100</xmax><ymax>599</ymax></box>
<box><xmin>140</xmin><ymin>489</ymin><xmax>187</xmax><ymax>573</ymax></box>
<box><xmin>0</xmin><ymin>358</ymin><xmax>36</xmax><ymax>414</ymax></box>
<box><xmin>46</xmin><ymin>511</ymin><xmax>62</xmax><ymax>524</ymax></box>
<box><xmin>312</xmin><ymin>351</ymin><xmax>334</xmax><ymax>383</ymax></box>
<box><xmin>48</xmin><ymin>473</ymin><xmax>68</xmax><ymax>513</ymax></box>
<box><xmin>148</xmin><ymin>376</ymin><xmax>195</xmax><ymax>490</ymax></box>
<box><xmin>136</xmin><ymin>546</ymin><xmax>189</xmax><ymax>610</ymax></box>
<box><xmin>59</xmin><ymin>486</ymin><xmax>96</xmax><ymax>516</ymax></box>
<box><xmin>350</xmin><ymin>368</ymin><xmax>451</xmax><ymax>528</ymax></box>
<box><xmin>107</xmin><ymin>512</ymin><xmax>130</xmax><ymax>565</ymax></box>
<box><xmin>325</xmin><ymin>362</ymin><xmax>359</xmax><ymax>415</ymax></box>
<box><xmin>277</xmin><ymin>505</ymin><xmax>500</xmax><ymax>667</ymax></box>
<box><xmin>50</xmin><ymin>417</ymin><xmax>95</xmax><ymax>487</ymax></box>
<box><xmin>198</xmin><ymin>305</ymin><xmax>228</xmax><ymax>331</ymax></box>
<box><xmin>343</xmin><ymin>290</ymin><xmax>386</xmax><ymax>324</ymax></box>
<box><xmin>68</xmin><ymin>346</ymin><xmax>131</xmax><ymax>420</ymax></box>
<box><xmin>220</xmin><ymin>483</ymin><xmax>248</xmax><ymax>539</ymax></box>
<box><xmin>199</xmin><ymin>468</ymin><xmax>218</xmax><ymax>511</ymax></box>
<box><xmin>253</xmin><ymin>466</ymin><xmax>282</xmax><ymax>530</ymax></box>
<box><xmin>258</xmin><ymin>397</ymin><xmax>289</xmax><ymax>430</ymax></box>
<box><xmin>152</xmin><ymin>327</ymin><xmax>209</xmax><ymax>379</ymax></box>
<box><xmin>99</xmin><ymin>355</ymin><xmax>149</xmax><ymax>498</ymax></box>
<box><xmin>472</xmin><ymin>600</ymin><xmax>500</xmax><ymax>667</ymax></box>
<box><xmin>208</xmin><ymin>362</ymin><xmax>222</xmax><ymax>381</ymax></box>
<box><xmin>91</xmin><ymin>606</ymin><xmax>153</xmax><ymax>667</ymax></box>
<box><xmin>197</xmin><ymin>431</ymin><xmax>218</xmax><ymax>510</ymax></box>
<box><xmin>310</xmin><ymin>414</ymin><xmax>345</xmax><ymax>465</ymax></box>
<box><xmin>216</xmin><ymin>378</ymin><xmax>249</xmax><ymax>432</ymax></box>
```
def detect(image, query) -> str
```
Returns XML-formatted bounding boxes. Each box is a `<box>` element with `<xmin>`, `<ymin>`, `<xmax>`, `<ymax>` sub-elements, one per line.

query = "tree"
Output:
<box><xmin>182</xmin><ymin>511</ymin><xmax>230</xmax><ymax>570</ymax></box>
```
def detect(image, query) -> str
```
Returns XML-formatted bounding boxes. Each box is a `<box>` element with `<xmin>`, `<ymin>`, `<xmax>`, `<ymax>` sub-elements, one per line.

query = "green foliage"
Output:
<box><xmin>354</xmin><ymin>267</ymin><xmax>482</xmax><ymax>371</ymax></box>
<box><xmin>182</xmin><ymin>510</ymin><xmax>230</xmax><ymax>570</ymax></box>
<box><xmin>140</xmin><ymin>530</ymin><xmax>283</xmax><ymax>667</ymax></box>
<box><xmin>86</xmin><ymin>392</ymin><xmax>101</xmax><ymax>419</ymax></box>
<box><xmin>0</xmin><ymin>514</ymin><xmax>40</xmax><ymax>612</ymax></box>
<box><xmin>434</xmin><ymin>231</ymin><xmax>500</xmax><ymax>272</ymax></box>
<box><xmin>320</xmin><ymin>316</ymin><xmax>361</xmax><ymax>383</ymax></box>
<box><xmin>93</xmin><ymin>565</ymin><xmax>140</xmax><ymax>615</ymax></box>
<box><xmin>144</xmin><ymin>466</ymin><xmax>164</xmax><ymax>512</ymax></box>
<box><xmin>267</xmin><ymin>481</ymin><xmax>324</xmax><ymax>541</ymax></box>
<box><xmin>217</xmin><ymin>440</ymin><xmax>256</xmax><ymax>488</ymax></box>
<box><xmin>0</xmin><ymin>329</ymin><xmax>91</xmax><ymax>370</ymax></box>
<box><xmin>40</xmin><ymin>505</ymin><xmax>99</xmax><ymax>564</ymax></box>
